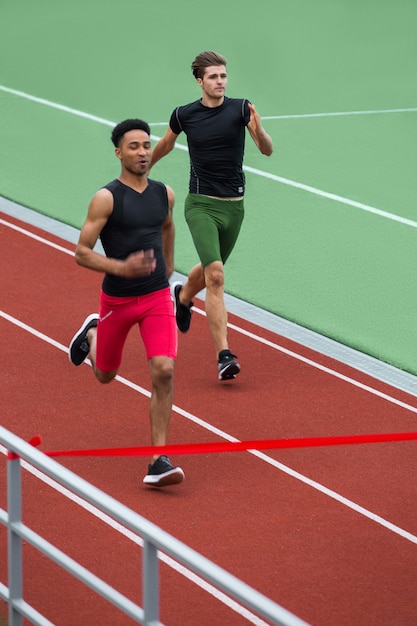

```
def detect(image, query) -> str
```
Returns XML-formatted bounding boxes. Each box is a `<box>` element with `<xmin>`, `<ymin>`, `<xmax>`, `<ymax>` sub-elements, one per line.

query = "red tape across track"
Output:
<box><xmin>8</xmin><ymin>432</ymin><xmax>417</xmax><ymax>460</ymax></box>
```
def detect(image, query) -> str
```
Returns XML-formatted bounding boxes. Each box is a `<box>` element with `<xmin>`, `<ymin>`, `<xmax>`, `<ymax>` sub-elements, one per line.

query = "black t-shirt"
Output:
<box><xmin>100</xmin><ymin>178</ymin><xmax>169</xmax><ymax>296</ymax></box>
<box><xmin>169</xmin><ymin>97</ymin><xmax>251</xmax><ymax>197</ymax></box>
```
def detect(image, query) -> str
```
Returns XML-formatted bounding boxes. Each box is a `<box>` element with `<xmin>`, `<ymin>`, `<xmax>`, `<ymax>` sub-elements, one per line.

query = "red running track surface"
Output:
<box><xmin>1</xmin><ymin>212</ymin><xmax>417</xmax><ymax>625</ymax></box>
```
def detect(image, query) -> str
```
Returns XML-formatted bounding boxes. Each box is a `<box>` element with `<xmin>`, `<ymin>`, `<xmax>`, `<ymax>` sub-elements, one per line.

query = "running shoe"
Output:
<box><xmin>143</xmin><ymin>455</ymin><xmax>185</xmax><ymax>487</ymax></box>
<box><xmin>68</xmin><ymin>313</ymin><xmax>99</xmax><ymax>366</ymax></box>
<box><xmin>171</xmin><ymin>281</ymin><xmax>193</xmax><ymax>333</ymax></box>
<box><xmin>218</xmin><ymin>349</ymin><xmax>240</xmax><ymax>380</ymax></box>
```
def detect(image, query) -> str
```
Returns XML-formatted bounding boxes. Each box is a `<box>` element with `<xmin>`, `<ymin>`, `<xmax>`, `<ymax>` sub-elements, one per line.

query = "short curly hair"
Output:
<box><xmin>191</xmin><ymin>51</ymin><xmax>227</xmax><ymax>80</ymax></box>
<box><xmin>111</xmin><ymin>119</ymin><xmax>150</xmax><ymax>147</ymax></box>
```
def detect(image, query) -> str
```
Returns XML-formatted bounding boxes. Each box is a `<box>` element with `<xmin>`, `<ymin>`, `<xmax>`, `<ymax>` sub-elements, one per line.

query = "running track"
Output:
<box><xmin>1</xmin><ymin>212</ymin><xmax>417</xmax><ymax>625</ymax></box>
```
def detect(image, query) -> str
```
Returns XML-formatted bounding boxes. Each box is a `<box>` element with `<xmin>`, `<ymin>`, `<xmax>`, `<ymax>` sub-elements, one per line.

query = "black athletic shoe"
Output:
<box><xmin>171</xmin><ymin>281</ymin><xmax>193</xmax><ymax>333</ymax></box>
<box><xmin>218</xmin><ymin>349</ymin><xmax>240</xmax><ymax>380</ymax></box>
<box><xmin>68</xmin><ymin>314</ymin><xmax>99</xmax><ymax>366</ymax></box>
<box><xmin>143</xmin><ymin>455</ymin><xmax>184</xmax><ymax>487</ymax></box>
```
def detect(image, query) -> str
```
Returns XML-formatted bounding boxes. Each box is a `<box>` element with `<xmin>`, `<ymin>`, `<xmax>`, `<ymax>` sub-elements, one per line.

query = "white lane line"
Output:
<box><xmin>2</xmin><ymin>215</ymin><xmax>417</xmax><ymax>412</ymax></box>
<box><xmin>262</xmin><ymin>107</ymin><xmax>417</xmax><ymax>120</ymax></box>
<box><xmin>3</xmin><ymin>84</ymin><xmax>414</xmax><ymax>124</ymax></box>
<box><xmin>1</xmin><ymin>85</ymin><xmax>416</xmax><ymax>228</ymax></box>
<box><xmin>0</xmin><ymin>85</ymin><xmax>115</xmax><ymax>127</ymax></box>
<box><xmin>0</xmin><ymin>218</ymin><xmax>75</xmax><ymax>255</ymax></box>
<box><xmin>1</xmin><ymin>307</ymin><xmax>417</xmax><ymax>547</ymax></box>
<box><xmin>0</xmin><ymin>448</ymin><xmax>269</xmax><ymax>626</ymax></box>
<box><xmin>243</xmin><ymin>165</ymin><xmax>417</xmax><ymax>229</ymax></box>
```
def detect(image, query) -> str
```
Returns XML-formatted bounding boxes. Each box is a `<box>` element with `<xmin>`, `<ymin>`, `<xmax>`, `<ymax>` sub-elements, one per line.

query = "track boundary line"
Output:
<box><xmin>0</xmin><ymin>217</ymin><xmax>75</xmax><ymax>255</ymax></box>
<box><xmin>1</xmin><ymin>84</ymin><xmax>416</xmax><ymax>228</ymax></box>
<box><xmin>3</xmin><ymin>85</ymin><xmax>415</xmax><ymax>123</ymax></box>
<box><xmin>1</xmin><ymin>308</ymin><xmax>416</xmax><ymax>420</ymax></box>
<box><xmin>262</xmin><ymin>107</ymin><xmax>417</xmax><ymax>120</ymax></box>
<box><xmin>3</xmin><ymin>199</ymin><xmax>417</xmax><ymax>398</ymax></box>
<box><xmin>1</xmin><ymin>308</ymin><xmax>417</xmax><ymax>547</ymax></box>
<box><xmin>0</xmin><ymin>443</ymin><xmax>269</xmax><ymax>626</ymax></box>
<box><xmin>2</xmin><ymin>216</ymin><xmax>417</xmax><ymax>406</ymax></box>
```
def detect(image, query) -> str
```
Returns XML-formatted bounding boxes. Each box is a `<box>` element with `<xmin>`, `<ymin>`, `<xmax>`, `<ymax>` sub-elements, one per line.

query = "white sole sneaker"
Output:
<box><xmin>68</xmin><ymin>313</ymin><xmax>99</xmax><ymax>365</ymax></box>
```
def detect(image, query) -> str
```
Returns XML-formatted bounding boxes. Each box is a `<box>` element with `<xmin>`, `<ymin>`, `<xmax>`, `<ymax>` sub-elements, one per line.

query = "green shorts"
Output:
<box><xmin>184</xmin><ymin>193</ymin><xmax>245</xmax><ymax>268</ymax></box>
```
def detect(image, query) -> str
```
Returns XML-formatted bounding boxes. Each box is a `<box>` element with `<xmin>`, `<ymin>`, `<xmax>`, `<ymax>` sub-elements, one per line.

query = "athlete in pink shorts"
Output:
<box><xmin>68</xmin><ymin>118</ymin><xmax>184</xmax><ymax>488</ymax></box>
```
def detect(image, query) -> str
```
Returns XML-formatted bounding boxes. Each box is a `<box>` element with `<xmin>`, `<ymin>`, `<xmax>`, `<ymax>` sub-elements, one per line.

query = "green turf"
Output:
<box><xmin>1</xmin><ymin>0</ymin><xmax>417</xmax><ymax>374</ymax></box>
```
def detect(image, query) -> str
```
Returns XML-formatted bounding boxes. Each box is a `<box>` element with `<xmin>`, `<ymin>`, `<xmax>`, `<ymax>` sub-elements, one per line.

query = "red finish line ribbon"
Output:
<box><xmin>7</xmin><ymin>435</ymin><xmax>43</xmax><ymax>460</ymax></box>
<box><xmin>24</xmin><ymin>431</ymin><xmax>417</xmax><ymax>459</ymax></box>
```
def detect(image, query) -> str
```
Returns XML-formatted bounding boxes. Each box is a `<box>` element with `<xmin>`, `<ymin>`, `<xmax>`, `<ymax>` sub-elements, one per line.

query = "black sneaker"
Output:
<box><xmin>68</xmin><ymin>314</ymin><xmax>99</xmax><ymax>366</ymax></box>
<box><xmin>171</xmin><ymin>281</ymin><xmax>193</xmax><ymax>333</ymax></box>
<box><xmin>143</xmin><ymin>455</ymin><xmax>184</xmax><ymax>487</ymax></box>
<box><xmin>218</xmin><ymin>349</ymin><xmax>240</xmax><ymax>380</ymax></box>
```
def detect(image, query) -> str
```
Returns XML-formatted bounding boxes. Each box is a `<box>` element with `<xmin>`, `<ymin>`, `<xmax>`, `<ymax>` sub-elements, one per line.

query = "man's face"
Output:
<box><xmin>198</xmin><ymin>64</ymin><xmax>227</xmax><ymax>100</ymax></box>
<box><xmin>116</xmin><ymin>129</ymin><xmax>152</xmax><ymax>175</ymax></box>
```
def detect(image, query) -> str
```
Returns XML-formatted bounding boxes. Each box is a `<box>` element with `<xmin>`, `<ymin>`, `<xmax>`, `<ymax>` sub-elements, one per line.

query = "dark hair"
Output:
<box><xmin>191</xmin><ymin>51</ymin><xmax>227</xmax><ymax>80</ymax></box>
<box><xmin>111</xmin><ymin>118</ymin><xmax>151</xmax><ymax>147</ymax></box>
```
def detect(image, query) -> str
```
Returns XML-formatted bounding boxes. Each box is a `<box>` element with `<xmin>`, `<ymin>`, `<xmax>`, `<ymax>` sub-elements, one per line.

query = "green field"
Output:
<box><xmin>1</xmin><ymin>0</ymin><xmax>417</xmax><ymax>374</ymax></box>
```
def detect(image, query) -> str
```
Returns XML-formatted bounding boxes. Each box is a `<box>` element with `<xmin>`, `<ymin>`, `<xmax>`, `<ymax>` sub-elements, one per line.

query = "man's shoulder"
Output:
<box><xmin>102</xmin><ymin>178</ymin><xmax>121</xmax><ymax>192</ymax></box>
<box><xmin>175</xmin><ymin>99</ymin><xmax>201</xmax><ymax>114</ymax></box>
<box><xmin>224</xmin><ymin>97</ymin><xmax>251</xmax><ymax>123</ymax></box>
<box><xmin>147</xmin><ymin>178</ymin><xmax>166</xmax><ymax>190</ymax></box>
<box><xmin>225</xmin><ymin>96</ymin><xmax>248</xmax><ymax>103</ymax></box>
<box><xmin>224</xmin><ymin>97</ymin><xmax>250</xmax><ymax>109</ymax></box>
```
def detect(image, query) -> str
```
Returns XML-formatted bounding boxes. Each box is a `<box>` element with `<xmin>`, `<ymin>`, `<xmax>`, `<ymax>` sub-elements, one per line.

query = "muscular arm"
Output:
<box><xmin>150</xmin><ymin>127</ymin><xmax>179</xmax><ymax>168</ymax></box>
<box><xmin>162</xmin><ymin>185</ymin><xmax>175</xmax><ymax>278</ymax></box>
<box><xmin>75</xmin><ymin>188</ymin><xmax>156</xmax><ymax>278</ymax></box>
<box><xmin>247</xmin><ymin>103</ymin><xmax>274</xmax><ymax>156</ymax></box>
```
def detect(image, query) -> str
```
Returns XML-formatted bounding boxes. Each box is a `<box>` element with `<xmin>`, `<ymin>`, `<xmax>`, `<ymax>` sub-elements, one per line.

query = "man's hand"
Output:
<box><xmin>247</xmin><ymin>103</ymin><xmax>262</xmax><ymax>134</ymax></box>
<box><xmin>121</xmin><ymin>249</ymin><xmax>156</xmax><ymax>278</ymax></box>
<box><xmin>247</xmin><ymin>103</ymin><xmax>274</xmax><ymax>156</ymax></box>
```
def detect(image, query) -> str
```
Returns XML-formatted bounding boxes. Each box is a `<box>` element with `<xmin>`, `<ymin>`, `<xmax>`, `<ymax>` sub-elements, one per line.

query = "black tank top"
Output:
<box><xmin>100</xmin><ymin>178</ymin><xmax>169</xmax><ymax>296</ymax></box>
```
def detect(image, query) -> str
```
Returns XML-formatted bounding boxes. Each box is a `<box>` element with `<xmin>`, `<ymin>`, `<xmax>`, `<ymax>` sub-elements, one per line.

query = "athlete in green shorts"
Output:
<box><xmin>151</xmin><ymin>50</ymin><xmax>273</xmax><ymax>381</ymax></box>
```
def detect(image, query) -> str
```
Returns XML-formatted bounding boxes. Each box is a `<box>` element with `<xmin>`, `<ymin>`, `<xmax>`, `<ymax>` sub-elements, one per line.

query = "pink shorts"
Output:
<box><xmin>96</xmin><ymin>287</ymin><xmax>177</xmax><ymax>372</ymax></box>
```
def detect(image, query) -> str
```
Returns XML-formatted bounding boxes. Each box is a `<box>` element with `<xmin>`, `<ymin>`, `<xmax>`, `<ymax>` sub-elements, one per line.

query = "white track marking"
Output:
<box><xmin>1</xmin><ymin>96</ymin><xmax>417</xmax><ymax>549</ymax></box>
<box><xmin>2</xmin><ymin>215</ymin><xmax>417</xmax><ymax>412</ymax></box>
<box><xmin>3</xmin><ymin>84</ymin><xmax>415</xmax><ymax>124</ymax></box>
<box><xmin>0</xmin><ymin>85</ymin><xmax>115</xmax><ymax>127</ymax></box>
<box><xmin>1</xmin><ymin>85</ymin><xmax>416</xmax><ymax>227</ymax></box>
<box><xmin>0</xmin><ymin>445</ymin><xmax>268</xmax><ymax>626</ymax></box>
<box><xmin>242</xmin><ymin>165</ymin><xmax>417</xmax><ymax>228</ymax></box>
<box><xmin>1</xmin><ymin>306</ymin><xmax>417</xmax><ymax>547</ymax></box>
<box><xmin>261</xmin><ymin>107</ymin><xmax>417</xmax><ymax>120</ymax></box>
<box><xmin>0</xmin><ymin>218</ymin><xmax>75</xmax><ymax>255</ymax></box>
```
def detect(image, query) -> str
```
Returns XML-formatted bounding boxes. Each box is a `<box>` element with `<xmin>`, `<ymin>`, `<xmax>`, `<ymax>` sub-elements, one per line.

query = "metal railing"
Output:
<box><xmin>0</xmin><ymin>426</ymin><xmax>309</xmax><ymax>626</ymax></box>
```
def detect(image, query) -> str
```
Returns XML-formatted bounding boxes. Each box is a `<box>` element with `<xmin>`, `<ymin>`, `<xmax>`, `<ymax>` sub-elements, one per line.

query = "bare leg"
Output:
<box><xmin>203</xmin><ymin>261</ymin><xmax>228</xmax><ymax>355</ymax></box>
<box><xmin>87</xmin><ymin>328</ymin><xmax>118</xmax><ymax>384</ymax></box>
<box><xmin>176</xmin><ymin>261</ymin><xmax>238</xmax><ymax>378</ymax></box>
<box><xmin>178</xmin><ymin>261</ymin><xmax>229</xmax><ymax>355</ymax></box>
<box><xmin>178</xmin><ymin>263</ymin><xmax>205</xmax><ymax>305</ymax></box>
<box><xmin>148</xmin><ymin>356</ymin><xmax>175</xmax><ymax>462</ymax></box>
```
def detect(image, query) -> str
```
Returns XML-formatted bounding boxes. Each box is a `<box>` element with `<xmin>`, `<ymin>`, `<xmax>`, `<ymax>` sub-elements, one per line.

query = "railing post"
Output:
<box><xmin>142</xmin><ymin>539</ymin><xmax>159</xmax><ymax>626</ymax></box>
<box><xmin>7</xmin><ymin>455</ymin><xmax>24</xmax><ymax>626</ymax></box>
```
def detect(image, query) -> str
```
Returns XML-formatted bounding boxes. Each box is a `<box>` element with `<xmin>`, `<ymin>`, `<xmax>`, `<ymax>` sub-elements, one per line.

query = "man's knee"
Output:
<box><xmin>94</xmin><ymin>368</ymin><xmax>118</xmax><ymax>384</ymax></box>
<box><xmin>150</xmin><ymin>358</ymin><xmax>174</xmax><ymax>386</ymax></box>
<box><xmin>204</xmin><ymin>261</ymin><xmax>224</xmax><ymax>289</ymax></box>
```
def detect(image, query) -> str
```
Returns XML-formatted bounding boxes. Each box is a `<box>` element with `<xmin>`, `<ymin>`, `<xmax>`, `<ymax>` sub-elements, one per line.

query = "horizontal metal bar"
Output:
<box><xmin>9</xmin><ymin>520</ymin><xmax>144</xmax><ymax>623</ymax></box>
<box><xmin>10</xmin><ymin>598</ymin><xmax>54</xmax><ymax>626</ymax></box>
<box><xmin>1</xmin><ymin>426</ymin><xmax>309</xmax><ymax>625</ymax></box>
